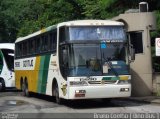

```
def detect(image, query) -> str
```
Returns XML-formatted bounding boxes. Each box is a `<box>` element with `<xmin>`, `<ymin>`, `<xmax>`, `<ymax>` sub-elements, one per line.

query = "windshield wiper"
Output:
<box><xmin>102</xmin><ymin>53</ymin><xmax>119</xmax><ymax>77</ymax></box>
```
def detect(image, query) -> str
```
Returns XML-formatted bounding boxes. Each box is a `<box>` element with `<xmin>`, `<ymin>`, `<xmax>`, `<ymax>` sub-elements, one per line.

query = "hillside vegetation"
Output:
<box><xmin>0</xmin><ymin>0</ymin><xmax>160</xmax><ymax>42</ymax></box>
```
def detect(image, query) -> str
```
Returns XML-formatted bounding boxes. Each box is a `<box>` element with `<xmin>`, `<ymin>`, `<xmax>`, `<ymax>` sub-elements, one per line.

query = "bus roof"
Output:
<box><xmin>0</xmin><ymin>43</ymin><xmax>14</xmax><ymax>50</ymax></box>
<box><xmin>15</xmin><ymin>20</ymin><xmax>124</xmax><ymax>43</ymax></box>
<box><xmin>58</xmin><ymin>20</ymin><xmax>124</xmax><ymax>27</ymax></box>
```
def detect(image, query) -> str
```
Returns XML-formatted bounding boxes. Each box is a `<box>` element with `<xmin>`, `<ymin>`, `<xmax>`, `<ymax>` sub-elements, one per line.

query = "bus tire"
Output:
<box><xmin>20</xmin><ymin>78</ymin><xmax>23</xmax><ymax>91</ymax></box>
<box><xmin>55</xmin><ymin>83</ymin><xmax>62</xmax><ymax>104</ymax></box>
<box><xmin>22</xmin><ymin>80</ymin><xmax>30</xmax><ymax>97</ymax></box>
<box><xmin>0</xmin><ymin>79</ymin><xmax>5</xmax><ymax>92</ymax></box>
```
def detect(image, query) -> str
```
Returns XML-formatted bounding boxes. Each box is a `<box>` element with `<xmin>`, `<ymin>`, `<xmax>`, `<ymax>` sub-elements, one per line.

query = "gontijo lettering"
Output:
<box><xmin>23</xmin><ymin>60</ymin><xmax>33</xmax><ymax>67</ymax></box>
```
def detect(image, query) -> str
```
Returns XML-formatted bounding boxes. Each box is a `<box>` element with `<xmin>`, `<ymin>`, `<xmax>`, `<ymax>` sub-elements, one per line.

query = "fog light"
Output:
<box><xmin>120</xmin><ymin>88</ymin><xmax>129</xmax><ymax>92</ymax></box>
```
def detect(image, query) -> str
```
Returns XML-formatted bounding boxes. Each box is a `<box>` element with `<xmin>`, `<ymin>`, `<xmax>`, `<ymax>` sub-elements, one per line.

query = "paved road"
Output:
<box><xmin>0</xmin><ymin>89</ymin><xmax>160</xmax><ymax>118</ymax></box>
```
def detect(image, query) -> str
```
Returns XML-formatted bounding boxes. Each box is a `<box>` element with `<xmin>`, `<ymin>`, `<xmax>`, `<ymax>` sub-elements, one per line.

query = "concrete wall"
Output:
<box><xmin>153</xmin><ymin>73</ymin><xmax>160</xmax><ymax>96</ymax></box>
<box><xmin>113</xmin><ymin>12</ymin><xmax>156</xmax><ymax>96</ymax></box>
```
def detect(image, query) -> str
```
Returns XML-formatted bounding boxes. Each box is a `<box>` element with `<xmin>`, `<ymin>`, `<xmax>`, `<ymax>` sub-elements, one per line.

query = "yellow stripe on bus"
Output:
<box><xmin>119</xmin><ymin>76</ymin><xmax>129</xmax><ymax>80</ymax></box>
<box><xmin>15</xmin><ymin>71</ymin><xmax>21</xmax><ymax>89</ymax></box>
<box><xmin>15</xmin><ymin>56</ymin><xmax>41</xmax><ymax>93</ymax></box>
<box><xmin>31</xmin><ymin>56</ymin><xmax>41</xmax><ymax>92</ymax></box>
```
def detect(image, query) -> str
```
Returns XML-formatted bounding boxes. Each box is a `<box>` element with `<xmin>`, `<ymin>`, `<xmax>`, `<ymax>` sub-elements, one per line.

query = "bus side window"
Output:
<box><xmin>44</xmin><ymin>35</ymin><xmax>49</xmax><ymax>52</ymax></box>
<box><xmin>1</xmin><ymin>49</ymin><xmax>14</xmax><ymax>71</ymax></box>
<box><xmin>36</xmin><ymin>37</ymin><xmax>40</xmax><ymax>54</ymax></box>
<box><xmin>26</xmin><ymin>39</ymin><xmax>31</xmax><ymax>56</ymax></box>
<box><xmin>50</xmin><ymin>33</ymin><xmax>53</xmax><ymax>51</ymax></box>
<box><xmin>18</xmin><ymin>43</ymin><xmax>23</xmax><ymax>57</ymax></box>
<box><xmin>53</xmin><ymin>31</ymin><xmax>57</xmax><ymax>51</ymax></box>
<box><xmin>50</xmin><ymin>31</ymin><xmax>57</xmax><ymax>52</ymax></box>
<box><xmin>40</xmin><ymin>38</ymin><xmax>43</xmax><ymax>53</ymax></box>
<box><xmin>27</xmin><ymin>40</ymin><xmax>30</xmax><ymax>55</ymax></box>
<box><xmin>59</xmin><ymin>27</ymin><xmax>66</xmax><ymax>43</ymax></box>
<box><xmin>23</xmin><ymin>41</ymin><xmax>27</xmax><ymax>56</ymax></box>
<box><xmin>15</xmin><ymin>44</ymin><xmax>18</xmax><ymax>58</ymax></box>
<box><xmin>29</xmin><ymin>39</ymin><xmax>35</xmax><ymax>55</ymax></box>
<box><xmin>60</xmin><ymin>46</ymin><xmax>68</xmax><ymax>78</ymax></box>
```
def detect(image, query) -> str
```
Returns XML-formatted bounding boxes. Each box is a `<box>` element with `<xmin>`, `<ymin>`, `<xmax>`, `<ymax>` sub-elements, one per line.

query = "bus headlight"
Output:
<box><xmin>70</xmin><ymin>81</ymin><xmax>88</xmax><ymax>86</ymax></box>
<box><xmin>120</xmin><ymin>88</ymin><xmax>129</xmax><ymax>92</ymax></box>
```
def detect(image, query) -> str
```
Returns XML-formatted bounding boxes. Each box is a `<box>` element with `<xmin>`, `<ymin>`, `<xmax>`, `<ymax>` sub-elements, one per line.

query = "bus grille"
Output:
<box><xmin>88</xmin><ymin>80</ymin><xmax>117</xmax><ymax>84</ymax></box>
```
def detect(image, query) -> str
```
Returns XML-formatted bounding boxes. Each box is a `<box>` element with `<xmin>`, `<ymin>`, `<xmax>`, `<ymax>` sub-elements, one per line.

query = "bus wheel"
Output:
<box><xmin>22</xmin><ymin>81</ymin><xmax>30</xmax><ymax>97</ymax></box>
<box><xmin>0</xmin><ymin>79</ymin><xmax>5</xmax><ymax>92</ymax></box>
<box><xmin>55</xmin><ymin>84</ymin><xmax>62</xmax><ymax>104</ymax></box>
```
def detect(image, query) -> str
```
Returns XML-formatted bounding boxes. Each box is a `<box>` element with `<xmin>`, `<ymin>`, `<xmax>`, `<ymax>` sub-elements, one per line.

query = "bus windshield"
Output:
<box><xmin>69</xmin><ymin>26</ymin><xmax>126</xmax><ymax>41</ymax></box>
<box><xmin>68</xmin><ymin>43</ymin><xmax>129</xmax><ymax>77</ymax></box>
<box><xmin>1</xmin><ymin>49</ymin><xmax>14</xmax><ymax>71</ymax></box>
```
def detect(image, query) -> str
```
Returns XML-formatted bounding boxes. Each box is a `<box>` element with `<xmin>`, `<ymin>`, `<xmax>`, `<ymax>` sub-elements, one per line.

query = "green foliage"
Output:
<box><xmin>156</xmin><ymin>10</ymin><xmax>160</xmax><ymax>35</ymax></box>
<box><xmin>17</xmin><ymin>0</ymin><xmax>84</xmax><ymax>37</ymax></box>
<box><xmin>151</xmin><ymin>10</ymin><xmax>160</xmax><ymax>72</ymax></box>
<box><xmin>151</xmin><ymin>47</ymin><xmax>160</xmax><ymax>72</ymax></box>
<box><xmin>0</xmin><ymin>0</ymin><xmax>28</xmax><ymax>42</ymax></box>
<box><xmin>1</xmin><ymin>0</ymin><xmax>160</xmax><ymax>42</ymax></box>
<box><xmin>1</xmin><ymin>0</ymin><xmax>160</xmax><ymax>72</ymax></box>
<box><xmin>81</xmin><ymin>0</ymin><xmax>118</xmax><ymax>19</ymax></box>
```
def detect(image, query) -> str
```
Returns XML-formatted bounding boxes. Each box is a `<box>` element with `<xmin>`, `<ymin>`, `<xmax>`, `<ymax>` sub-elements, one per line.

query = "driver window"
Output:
<box><xmin>60</xmin><ymin>46</ymin><xmax>68</xmax><ymax>78</ymax></box>
<box><xmin>62</xmin><ymin>48</ymin><xmax>68</xmax><ymax>66</ymax></box>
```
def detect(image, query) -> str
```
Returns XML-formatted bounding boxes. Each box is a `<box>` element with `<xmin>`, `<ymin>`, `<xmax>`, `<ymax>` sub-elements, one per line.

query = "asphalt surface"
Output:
<box><xmin>0</xmin><ymin>89</ymin><xmax>160</xmax><ymax>118</ymax></box>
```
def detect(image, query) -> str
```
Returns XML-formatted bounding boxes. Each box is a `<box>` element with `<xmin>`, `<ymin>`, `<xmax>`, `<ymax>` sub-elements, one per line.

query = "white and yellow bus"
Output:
<box><xmin>0</xmin><ymin>43</ymin><xmax>15</xmax><ymax>91</ymax></box>
<box><xmin>14</xmin><ymin>20</ymin><xmax>134</xmax><ymax>104</ymax></box>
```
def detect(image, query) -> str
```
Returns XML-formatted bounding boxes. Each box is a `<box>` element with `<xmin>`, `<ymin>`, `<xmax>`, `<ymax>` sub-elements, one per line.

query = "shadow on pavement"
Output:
<box><xmin>0</xmin><ymin>90</ymin><xmax>150</xmax><ymax>109</ymax></box>
<box><xmin>64</xmin><ymin>98</ymin><xmax>150</xmax><ymax>109</ymax></box>
<box><xmin>1</xmin><ymin>88</ymin><xmax>20</xmax><ymax>92</ymax></box>
<box><xmin>29</xmin><ymin>93</ymin><xmax>150</xmax><ymax>109</ymax></box>
<box><xmin>0</xmin><ymin>88</ymin><xmax>21</xmax><ymax>97</ymax></box>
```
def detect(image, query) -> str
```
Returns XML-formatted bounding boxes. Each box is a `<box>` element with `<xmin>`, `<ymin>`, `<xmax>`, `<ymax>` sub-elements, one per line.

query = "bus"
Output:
<box><xmin>14</xmin><ymin>20</ymin><xmax>135</xmax><ymax>104</ymax></box>
<box><xmin>0</xmin><ymin>43</ymin><xmax>15</xmax><ymax>91</ymax></box>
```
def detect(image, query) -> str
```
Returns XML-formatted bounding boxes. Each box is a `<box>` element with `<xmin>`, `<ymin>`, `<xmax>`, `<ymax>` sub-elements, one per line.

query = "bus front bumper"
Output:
<box><xmin>68</xmin><ymin>84</ymin><xmax>131</xmax><ymax>99</ymax></box>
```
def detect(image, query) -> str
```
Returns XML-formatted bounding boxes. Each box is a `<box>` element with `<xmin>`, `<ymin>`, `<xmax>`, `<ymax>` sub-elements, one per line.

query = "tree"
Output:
<box><xmin>0</xmin><ymin>0</ymin><xmax>26</xmax><ymax>42</ymax></box>
<box><xmin>80</xmin><ymin>0</ymin><xmax>119</xmax><ymax>19</ymax></box>
<box><xmin>1</xmin><ymin>0</ymin><xmax>160</xmax><ymax>42</ymax></box>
